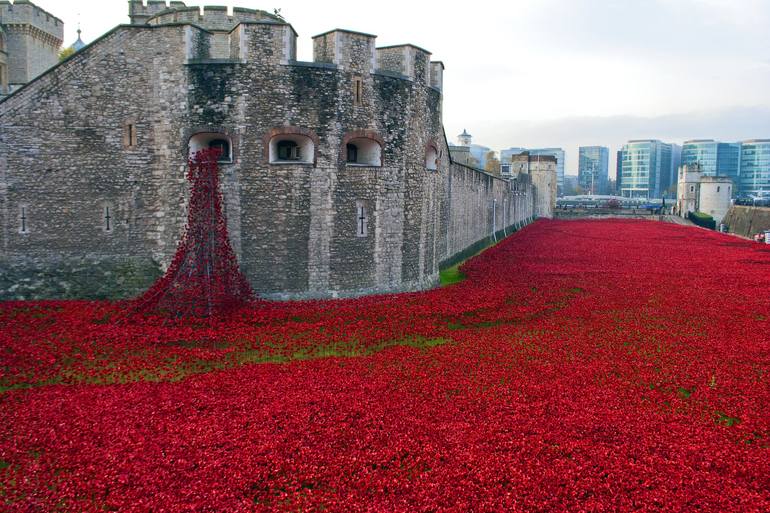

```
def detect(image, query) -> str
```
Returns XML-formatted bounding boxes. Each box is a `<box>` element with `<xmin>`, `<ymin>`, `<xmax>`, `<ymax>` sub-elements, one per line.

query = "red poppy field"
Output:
<box><xmin>1</xmin><ymin>219</ymin><xmax>769</xmax><ymax>512</ymax></box>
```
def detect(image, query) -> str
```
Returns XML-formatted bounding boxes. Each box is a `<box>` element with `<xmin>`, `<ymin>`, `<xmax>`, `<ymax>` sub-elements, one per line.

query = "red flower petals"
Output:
<box><xmin>1</xmin><ymin>219</ymin><xmax>769</xmax><ymax>511</ymax></box>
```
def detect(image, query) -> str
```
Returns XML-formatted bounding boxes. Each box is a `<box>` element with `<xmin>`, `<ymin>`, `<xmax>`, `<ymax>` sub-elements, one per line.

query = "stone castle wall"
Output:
<box><xmin>723</xmin><ymin>206</ymin><xmax>770</xmax><ymax>238</ymax></box>
<box><xmin>0</xmin><ymin>16</ymin><xmax>543</xmax><ymax>300</ymax></box>
<box><xmin>439</xmin><ymin>163</ymin><xmax>534</xmax><ymax>263</ymax></box>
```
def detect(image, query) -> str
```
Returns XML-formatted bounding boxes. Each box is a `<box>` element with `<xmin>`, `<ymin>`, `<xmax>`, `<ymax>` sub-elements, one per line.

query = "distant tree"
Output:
<box><xmin>59</xmin><ymin>47</ymin><xmax>76</xmax><ymax>62</ymax></box>
<box><xmin>484</xmin><ymin>151</ymin><xmax>501</xmax><ymax>175</ymax></box>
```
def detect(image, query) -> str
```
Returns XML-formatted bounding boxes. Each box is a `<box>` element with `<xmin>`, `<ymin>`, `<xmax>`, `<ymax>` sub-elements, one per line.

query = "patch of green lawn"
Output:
<box><xmin>439</xmin><ymin>264</ymin><xmax>465</xmax><ymax>286</ymax></box>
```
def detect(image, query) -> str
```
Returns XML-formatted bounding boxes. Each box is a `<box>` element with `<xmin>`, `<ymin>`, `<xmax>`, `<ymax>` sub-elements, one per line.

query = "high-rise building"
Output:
<box><xmin>500</xmin><ymin>147</ymin><xmax>527</xmax><ymax>162</ymax></box>
<box><xmin>578</xmin><ymin>146</ymin><xmax>609</xmax><ymax>194</ymax></box>
<box><xmin>616</xmin><ymin>150</ymin><xmax>623</xmax><ymax>193</ymax></box>
<box><xmin>739</xmin><ymin>140</ymin><xmax>770</xmax><ymax>198</ymax></box>
<box><xmin>670</xmin><ymin>144</ymin><xmax>682</xmax><ymax>192</ymax></box>
<box><xmin>618</xmin><ymin>140</ymin><xmax>679</xmax><ymax>199</ymax></box>
<box><xmin>681</xmin><ymin>140</ymin><xmax>740</xmax><ymax>191</ymax></box>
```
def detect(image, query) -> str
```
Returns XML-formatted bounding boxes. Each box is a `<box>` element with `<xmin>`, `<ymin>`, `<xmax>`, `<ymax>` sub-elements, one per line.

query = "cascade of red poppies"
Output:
<box><xmin>133</xmin><ymin>148</ymin><xmax>253</xmax><ymax>317</ymax></box>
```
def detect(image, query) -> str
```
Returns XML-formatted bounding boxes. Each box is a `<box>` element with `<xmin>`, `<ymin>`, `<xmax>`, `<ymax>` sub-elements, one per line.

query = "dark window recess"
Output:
<box><xmin>124</xmin><ymin>123</ymin><xmax>137</xmax><ymax>148</ymax></box>
<box><xmin>353</xmin><ymin>77</ymin><xmax>363</xmax><ymax>105</ymax></box>
<box><xmin>347</xmin><ymin>143</ymin><xmax>358</xmax><ymax>163</ymax></box>
<box><xmin>104</xmin><ymin>206</ymin><xmax>112</xmax><ymax>232</ymax></box>
<box><xmin>20</xmin><ymin>207</ymin><xmax>28</xmax><ymax>233</ymax></box>
<box><xmin>277</xmin><ymin>140</ymin><xmax>300</xmax><ymax>160</ymax></box>
<box><xmin>208</xmin><ymin>139</ymin><xmax>231</xmax><ymax>162</ymax></box>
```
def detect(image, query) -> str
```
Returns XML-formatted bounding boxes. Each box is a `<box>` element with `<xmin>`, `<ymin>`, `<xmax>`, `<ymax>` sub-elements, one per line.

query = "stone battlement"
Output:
<box><xmin>309</xmin><ymin>31</ymin><xmax>440</xmax><ymax>86</ymax></box>
<box><xmin>0</xmin><ymin>0</ymin><xmax>63</xmax><ymax>42</ymax></box>
<box><xmin>128</xmin><ymin>3</ymin><xmax>443</xmax><ymax>89</ymax></box>
<box><xmin>129</xmin><ymin>1</ymin><xmax>281</xmax><ymax>31</ymax></box>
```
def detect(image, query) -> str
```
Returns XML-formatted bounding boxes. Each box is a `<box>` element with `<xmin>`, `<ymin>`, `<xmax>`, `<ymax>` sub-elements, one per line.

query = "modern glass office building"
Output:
<box><xmin>500</xmin><ymin>147</ymin><xmax>527</xmax><ymax>162</ymax></box>
<box><xmin>681</xmin><ymin>139</ymin><xmax>740</xmax><ymax>189</ymax></box>
<box><xmin>618</xmin><ymin>140</ymin><xmax>679</xmax><ymax>199</ymax></box>
<box><xmin>578</xmin><ymin>146</ymin><xmax>609</xmax><ymax>194</ymax></box>
<box><xmin>739</xmin><ymin>140</ymin><xmax>770</xmax><ymax>198</ymax></box>
<box><xmin>682</xmin><ymin>140</ymin><xmax>718</xmax><ymax>174</ymax></box>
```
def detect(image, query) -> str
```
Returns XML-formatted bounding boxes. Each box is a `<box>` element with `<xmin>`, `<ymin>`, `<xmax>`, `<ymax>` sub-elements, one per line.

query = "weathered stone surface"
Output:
<box><xmin>0</xmin><ymin>8</ymin><xmax>551</xmax><ymax>300</ymax></box>
<box><xmin>723</xmin><ymin>206</ymin><xmax>770</xmax><ymax>238</ymax></box>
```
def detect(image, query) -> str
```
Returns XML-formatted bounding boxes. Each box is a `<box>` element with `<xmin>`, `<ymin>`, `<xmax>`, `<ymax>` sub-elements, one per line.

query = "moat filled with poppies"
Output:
<box><xmin>2</xmin><ymin>219</ymin><xmax>769</xmax><ymax>511</ymax></box>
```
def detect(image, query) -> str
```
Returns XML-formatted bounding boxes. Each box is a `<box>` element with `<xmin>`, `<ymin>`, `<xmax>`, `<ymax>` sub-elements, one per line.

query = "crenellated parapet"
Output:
<box><xmin>0</xmin><ymin>0</ymin><xmax>63</xmax><ymax>42</ymax></box>
<box><xmin>308</xmin><ymin>30</ymin><xmax>442</xmax><ymax>89</ymax></box>
<box><xmin>130</xmin><ymin>1</ymin><xmax>281</xmax><ymax>30</ymax></box>
<box><xmin>312</xmin><ymin>29</ymin><xmax>376</xmax><ymax>75</ymax></box>
<box><xmin>430</xmin><ymin>61</ymin><xmax>444</xmax><ymax>91</ymax></box>
<box><xmin>129</xmin><ymin>1</ymin><xmax>189</xmax><ymax>25</ymax></box>
<box><xmin>182</xmin><ymin>21</ymin><xmax>296</xmax><ymax>63</ymax></box>
<box><xmin>376</xmin><ymin>45</ymin><xmax>431</xmax><ymax>86</ymax></box>
<box><xmin>125</xmin><ymin>3</ymin><xmax>441</xmax><ymax>88</ymax></box>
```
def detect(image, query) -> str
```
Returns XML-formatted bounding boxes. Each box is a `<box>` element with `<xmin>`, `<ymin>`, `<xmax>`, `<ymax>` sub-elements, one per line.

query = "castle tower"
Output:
<box><xmin>0</xmin><ymin>0</ymin><xmax>63</xmax><ymax>94</ymax></box>
<box><xmin>458</xmin><ymin>129</ymin><xmax>472</xmax><ymax>146</ymax></box>
<box><xmin>677</xmin><ymin>163</ymin><xmax>702</xmax><ymax>218</ymax></box>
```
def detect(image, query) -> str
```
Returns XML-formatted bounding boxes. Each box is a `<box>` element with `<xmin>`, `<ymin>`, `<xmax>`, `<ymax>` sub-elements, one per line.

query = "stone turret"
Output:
<box><xmin>312</xmin><ymin>29</ymin><xmax>377</xmax><ymax>74</ymax></box>
<box><xmin>376</xmin><ymin>44</ymin><xmax>431</xmax><ymax>85</ymax></box>
<box><xmin>0</xmin><ymin>0</ymin><xmax>63</xmax><ymax>93</ymax></box>
<box><xmin>429</xmin><ymin>61</ymin><xmax>444</xmax><ymax>91</ymax></box>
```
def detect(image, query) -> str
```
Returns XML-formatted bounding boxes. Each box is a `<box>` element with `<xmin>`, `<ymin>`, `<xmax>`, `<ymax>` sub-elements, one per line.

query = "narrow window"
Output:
<box><xmin>356</xmin><ymin>201</ymin><xmax>368</xmax><ymax>237</ymax></box>
<box><xmin>19</xmin><ymin>206</ymin><xmax>28</xmax><ymax>234</ymax></box>
<box><xmin>690</xmin><ymin>186</ymin><xmax>694</xmax><ymax>192</ymax></box>
<box><xmin>124</xmin><ymin>122</ymin><xmax>137</xmax><ymax>148</ymax></box>
<box><xmin>426</xmin><ymin>146</ymin><xmax>439</xmax><ymax>171</ymax></box>
<box><xmin>717</xmin><ymin>186</ymin><xmax>720</xmax><ymax>193</ymax></box>
<box><xmin>104</xmin><ymin>205</ymin><xmax>113</xmax><ymax>232</ymax></box>
<box><xmin>277</xmin><ymin>140</ymin><xmax>300</xmax><ymax>161</ymax></box>
<box><xmin>353</xmin><ymin>77</ymin><xmax>363</xmax><ymax>106</ymax></box>
<box><xmin>347</xmin><ymin>143</ymin><xmax>359</xmax><ymax>164</ymax></box>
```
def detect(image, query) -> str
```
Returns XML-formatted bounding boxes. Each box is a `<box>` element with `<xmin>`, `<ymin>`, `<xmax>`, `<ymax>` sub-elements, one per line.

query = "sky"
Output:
<box><xmin>31</xmin><ymin>0</ymin><xmax>770</xmax><ymax>177</ymax></box>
